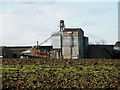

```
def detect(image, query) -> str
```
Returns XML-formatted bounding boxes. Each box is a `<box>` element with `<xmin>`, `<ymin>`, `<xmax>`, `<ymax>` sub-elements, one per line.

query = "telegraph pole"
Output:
<box><xmin>37</xmin><ymin>41</ymin><xmax>38</xmax><ymax>47</ymax></box>
<box><xmin>70</xmin><ymin>32</ymin><xmax>74</xmax><ymax>59</ymax></box>
<box><xmin>60</xmin><ymin>20</ymin><xmax>65</xmax><ymax>59</ymax></box>
<box><xmin>37</xmin><ymin>41</ymin><xmax>38</xmax><ymax>57</ymax></box>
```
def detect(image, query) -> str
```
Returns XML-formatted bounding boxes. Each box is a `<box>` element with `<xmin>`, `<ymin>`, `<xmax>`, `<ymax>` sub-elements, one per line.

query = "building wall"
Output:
<box><xmin>83</xmin><ymin>37</ymin><xmax>88</xmax><ymax>58</ymax></box>
<box><xmin>1</xmin><ymin>47</ymin><xmax>13</xmax><ymax>58</ymax></box>
<box><xmin>62</xmin><ymin>30</ymin><xmax>79</xmax><ymax>59</ymax></box>
<box><xmin>52</xmin><ymin>35</ymin><xmax>61</xmax><ymax>49</ymax></box>
<box><xmin>62</xmin><ymin>29</ymin><xmax>85</xmax><ymax>59</ymax></box>
<box><xmin>50</xmin><ymin>49</ymin><xmax>60</xmax><ymax>59</ymax></box>
<box><xmin>114</xmin><ymin>47</ymin><xmax>120</xmax><ymax>51</ymax></box>
<box><xmin>0</xmin><ymin>47</ymin><xmax>3</xmax><ymax>58</ymax></box>
<box><xmin>88</xmin><ymin>45</ymin><xmax>114</xmax><ymax>59</ymax></box>
<box><xmin>0</xmin><ymin>46</ymin><xmax>32</xmax><ymax>58</ymax></box>
<box><xmin>31</xmin><ymin>49</ymin><xmax>47</xmax><ymax>58</ymax></box>
<box><xmin>62</xmin><ymin>47</ymin><xmax>71</xmax><ymax>59</ymax></box>
<box><xmin>114</xmin><ymin>41</ymin><xmax>120</xmax><ymax>51</ymax></box>
<box><xmin>78</xmin><ymin>30</ymin><xmax>84</xmax><ymax>59</ymax></box>
<box><xmin>8</xmin><ymin>47</ymin><xmax>32</xmax><ymax>58</ymax></box>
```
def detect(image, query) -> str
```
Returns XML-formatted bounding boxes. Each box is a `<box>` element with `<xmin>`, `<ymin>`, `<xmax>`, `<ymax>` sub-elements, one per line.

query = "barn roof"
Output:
<box><xmin>115</xmin><ymin>41</ymin><xmax>120</xmax><ymax>47</ymax></box>
<box><xmin>63</xmin><ymin>28</ymin><xmax>83</xmax><ymax>32</ymax></box>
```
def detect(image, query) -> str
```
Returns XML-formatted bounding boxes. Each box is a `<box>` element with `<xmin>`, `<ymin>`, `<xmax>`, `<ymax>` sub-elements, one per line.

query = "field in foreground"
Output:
<box><xmin>2</xmin><ymin>59</ymin><xmax>120</xmax><ymax>89</ymax></box>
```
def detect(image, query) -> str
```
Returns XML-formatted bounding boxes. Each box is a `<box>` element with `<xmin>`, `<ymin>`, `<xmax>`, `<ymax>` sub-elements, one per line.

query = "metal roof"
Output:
<box><xmin>115</xmin><ymin>41</ymin><xmax>120</xmax><ymax>47</ymax></box>
<box><xmin>63</xmin><ymin>28</ymin><xmax>83</xmax><ymax>32</ymax></box>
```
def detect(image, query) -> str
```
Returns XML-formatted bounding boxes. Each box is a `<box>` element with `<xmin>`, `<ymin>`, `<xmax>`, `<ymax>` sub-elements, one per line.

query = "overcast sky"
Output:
<box><xmin>0</xmin><ymin>2</ymin><xmax>118</xmax><ymax>46</ymax></box>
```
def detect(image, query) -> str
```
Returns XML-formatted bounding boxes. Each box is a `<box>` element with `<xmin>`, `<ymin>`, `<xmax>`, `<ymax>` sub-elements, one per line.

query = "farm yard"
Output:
<box><xmin>2</xmin><ymin>59</ymin><xmax>120</xmax><ymax>89</ymax></box>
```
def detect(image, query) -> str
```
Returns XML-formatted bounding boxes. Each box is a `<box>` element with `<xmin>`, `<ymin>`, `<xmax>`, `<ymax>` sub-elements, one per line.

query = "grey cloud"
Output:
<box><xmin>82</xmin><ymin>21</ymin><xmax>95</xmax><ymax>26</ymax></box>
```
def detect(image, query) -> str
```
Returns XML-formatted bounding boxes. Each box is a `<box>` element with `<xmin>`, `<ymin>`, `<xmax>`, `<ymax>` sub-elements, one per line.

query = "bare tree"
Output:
<box><xmin>101</xmin><ymin>40</ymin><xmax>106</xmax><ymax>45</ymax></box>
<box><xmin>95</xmin><ymin>41</ymin><xmax>100</xmax><ymax>45</ymax></box>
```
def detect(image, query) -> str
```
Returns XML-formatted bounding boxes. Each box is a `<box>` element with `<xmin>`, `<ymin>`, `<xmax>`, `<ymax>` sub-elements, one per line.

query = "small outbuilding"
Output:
<box><xmin>114</xmin><ymin>41</ymin><xmax>120</xmax><ymax>51</ymax></box>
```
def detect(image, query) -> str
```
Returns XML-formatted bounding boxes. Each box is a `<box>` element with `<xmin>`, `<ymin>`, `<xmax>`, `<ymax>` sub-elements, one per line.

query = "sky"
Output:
<box><xmin>0</xmin><ymin>2</ymin><xmax>118</xmax><ymax>46</ymax></box>
<box><xmin>118</xmin><ymin>1</ymin><xmax>120</xmax><ymax>41</ymax></box>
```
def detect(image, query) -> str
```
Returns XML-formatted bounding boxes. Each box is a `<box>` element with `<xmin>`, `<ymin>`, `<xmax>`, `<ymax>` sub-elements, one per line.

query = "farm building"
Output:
<box><xmin>88</xmin><ymin>45</ymin><xmax>115</xmax><ymax>59</ymax></box>
<box><xmin>52</xmin><ymin>28</ymin><xmax>88</xmax><ymax>59</ymax></box>
<box><xmin>62</xmin><ymin>28</ymin><xmax>88</xmax><ymax>59</ymax></box>
<box><xmin>52</xmin><ymin>20</ymin><xmax>88</xmax><ymax>59</ymax></box>
<box><xmin>20</xmin><ymin>46</ymin><xmax>52</xmax><ymax>58</ymax></box>
<box><xmin>0</xmin><ymin>20</ymin><xmax>120</xmax><ymax>59</ymax></box>
<box><xmin>114</xmin><ymin>41</ymin><xmax>120</xmax><ymax>51</ymax></box>
<box><xmin>0</xmin><ymin>46</ymin><xmax>52</xmax><ymax>58</ymax></box>
<box><xmin>51</xmin><ymin>20</ymin><xmax>120</xmax><ymax>59</ymax></box>
<box><xmin>0</xmin><ymin>46</ymin><xmax>32</xmax><ymax>58</ymax></box>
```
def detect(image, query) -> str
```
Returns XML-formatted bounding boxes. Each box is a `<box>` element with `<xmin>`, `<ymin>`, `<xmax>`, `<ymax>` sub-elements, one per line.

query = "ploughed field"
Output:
<box><xmin>2</xmin><ymin>59</ymin><xmax>120</xmax><ymax>89</ymax></box>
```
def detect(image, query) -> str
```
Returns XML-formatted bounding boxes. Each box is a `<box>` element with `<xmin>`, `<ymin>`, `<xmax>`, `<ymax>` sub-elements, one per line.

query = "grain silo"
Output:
<box><xmin>62</xmin><ymin>28</ymin><xmax>88</xmax><ymax>59</ymax></box>
<box><xmin>51</xmin><ymin>33</ymin><xmax>61</xmax><ymax>59</ymax></box>
<box><xmin>52</xmin><ymin>20</ymin><xmax>88</xmax><ymax>59</ymax></box>
<box><xmin>51</xmin><ymin>20</ymin><xmax>65</xmax><ymax>59</ymax></box>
